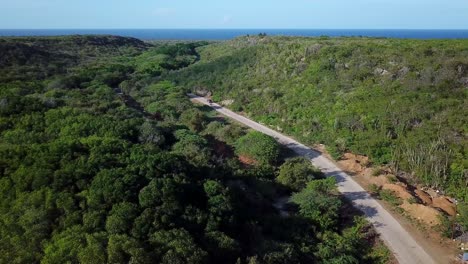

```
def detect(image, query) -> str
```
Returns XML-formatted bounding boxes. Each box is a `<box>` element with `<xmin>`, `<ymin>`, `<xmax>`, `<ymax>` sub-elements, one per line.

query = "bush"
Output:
<box><xmin>235</xmin><ymin>131</ymin><xmax>280</xmax><ymax>165</ymax></box>
<box><xmin>368</xmin><ymin>184</ymin><xmax>381</xmax><ymax>195</ymax></box>
<box><xmin>436</xmin><ymin>215</ymin><xmax>454</xmax><ymax>238</ymax></box>
<box><xmin>277</xmin><ymin>157</ymin><xmax>323</xmax><ymax>191</ymax></box>
<box><xmin>292</xmin><ymin>178</ymin><xmax>342</xmax><ymax>230</ymax></box>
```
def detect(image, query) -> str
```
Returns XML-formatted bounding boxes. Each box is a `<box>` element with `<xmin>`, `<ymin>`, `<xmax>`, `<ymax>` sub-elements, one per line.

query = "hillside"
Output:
<box><xmin>171</xmin><ymin>35</ymin><xmax>468</xmax><ymax>201</ymax></box>
<box><xmin>0</xmin><ymin>35</ymin><xmax>150</xmax><ymax>82</ymax></box>
<box><xmin>0</xmin><ymin>36</ymin><xmax>391</xmax><ymax>263</ymax></box>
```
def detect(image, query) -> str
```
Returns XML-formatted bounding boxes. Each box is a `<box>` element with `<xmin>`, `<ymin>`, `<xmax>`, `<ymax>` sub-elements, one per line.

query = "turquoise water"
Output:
<box><xmin>1</xmin><ymin>29</ymin><xmax>468</xmax><ymax>40</ymax></box>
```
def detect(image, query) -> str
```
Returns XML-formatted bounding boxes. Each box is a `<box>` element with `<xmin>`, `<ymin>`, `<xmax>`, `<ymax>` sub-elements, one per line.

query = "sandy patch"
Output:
<box><xmin>338</xmin><ymin>159</ymin><xmax>361</xmax><ymax>173</ymax></box>
<box><xmin>401</xmin><ymin>202</ymin><xmax>441</xmax><ymax>226</ymax></box>
<box><xmin>338</xmin><ymin>153</ymin><xmax>370</xmax><ymax>174</ymax></box>
<box><xmin>382</xmin><ymin>184</ymin><xmax>414</xmax><ymax>200</ymax></box>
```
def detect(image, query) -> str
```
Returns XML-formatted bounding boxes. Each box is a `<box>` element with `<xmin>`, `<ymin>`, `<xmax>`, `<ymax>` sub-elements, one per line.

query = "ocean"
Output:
<box><xmin>1</xmin><ymin>29</ymin><xmax>468</xmax><ymax>40</ymax></box>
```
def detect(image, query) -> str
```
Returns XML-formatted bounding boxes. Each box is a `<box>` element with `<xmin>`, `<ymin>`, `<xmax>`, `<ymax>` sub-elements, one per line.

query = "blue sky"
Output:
<box><xmin>1</xmin><ymin>0</ymin><xmax>467</xmax><ymax>29</ymax></box>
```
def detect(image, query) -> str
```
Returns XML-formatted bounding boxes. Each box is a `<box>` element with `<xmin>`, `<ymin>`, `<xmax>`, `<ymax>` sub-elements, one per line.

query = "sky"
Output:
<box><xmin>1</xmin><ymin>0</ymin><xmax>467</xmax><ymax>29</ymax></box>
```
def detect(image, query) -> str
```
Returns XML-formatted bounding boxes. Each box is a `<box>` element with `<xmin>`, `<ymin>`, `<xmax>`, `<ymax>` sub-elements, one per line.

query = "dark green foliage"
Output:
<box><xmin>180</xmin><ymin>108</ymin><xmax>208</xmax><ymax>132</ymax></box>
<box><xmin>106</xmin><ymin>202</ymin><xmax>138</xmax><ymax>234</ymax></box>
<box><xmin>436</xmin><ymin>215</ymin><xmax>455</xmax><ymax>238</ymax></box>
<box><xmin>0</xmin><ymin>35</ymin><xmax>148</xmax><ymax>82</ymax></box>
<box><xmin>138</xmin><ymin>120</ymin><xmax>165</xmax><ymax>145</ymax></box>
<box><xmin>235</xmin><ymin>131</ymin><xmax>280</xmax><ymax>165</ymax></box>
<box><xmin>150</xmin><ymin>228</ymin><xmax>208</xmax><ymax>263</ymax></box>
<box><xmin>172</xmin><ymin>129</ymin><xmax>211</xmax><ymax>166</ymax></box>
<box><xmin>457</xmin><ymin>202</ymin><xmax>468</xmax><ymax>230</ymax></box>
<box><xmin>277</xmin><ymin>157</ymin><xmax>324</xmax><ymax>191</ymax></box>
<box><xmin>0</xmin><ymin>36</ymin><xmax>388</xmax><ymax>264</ymax></box>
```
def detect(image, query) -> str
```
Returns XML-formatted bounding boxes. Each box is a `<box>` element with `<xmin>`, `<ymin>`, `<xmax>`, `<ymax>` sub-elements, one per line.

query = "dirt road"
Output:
<box><xmin>189</xmin><ymin>94</ymin><xmax>437</xmax><ymax>264</ymax></box>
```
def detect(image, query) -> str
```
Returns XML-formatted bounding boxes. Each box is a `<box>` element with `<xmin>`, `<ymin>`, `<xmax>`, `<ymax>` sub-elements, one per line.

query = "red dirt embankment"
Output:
<box><xmin>432</xmin><ymin>197</ymin><xmax>457</xmax><ymax>216</ymax></box>
<box><xmin>336</xmin><ymin>152</ymin><xmax>458</xmax><ymax>226</ymax></box>
<box><xmin>335</xmin><ymin>152</ymin><xmax>458</xmax><ymax>263</ymax></box>
<box><xmin>415</xmin><ymin>189</ymin><xmax>432</xmax><ymax>205</ymax></box>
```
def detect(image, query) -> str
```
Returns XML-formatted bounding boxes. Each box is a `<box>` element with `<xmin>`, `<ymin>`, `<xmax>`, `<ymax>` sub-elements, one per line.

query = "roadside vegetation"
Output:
<box><xmin>171</xmin><ymin>35</ymin><xmax>468</xmax><ymax>203</ymax></box>
<box><xmin>0</xmin><ymin>36</ymin><xmax>389</xmax><ymax>263</ymax></box>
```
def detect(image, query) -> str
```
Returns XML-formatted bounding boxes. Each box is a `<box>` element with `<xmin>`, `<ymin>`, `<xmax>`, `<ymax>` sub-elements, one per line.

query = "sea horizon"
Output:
<box><xmin>1</xmin><ymin>28</ymin><xmax>468</xmax><ymax>40</ymax></box>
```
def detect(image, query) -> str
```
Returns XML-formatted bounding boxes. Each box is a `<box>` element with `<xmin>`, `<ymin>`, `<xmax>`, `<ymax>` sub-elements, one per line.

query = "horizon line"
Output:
<box><xmin>1</xmin><ymin>28</ymin><xmax>468</xmax><ymax>31</ymax></box>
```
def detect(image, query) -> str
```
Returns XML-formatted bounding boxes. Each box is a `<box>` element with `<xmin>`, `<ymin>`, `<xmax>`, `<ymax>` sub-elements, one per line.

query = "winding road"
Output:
<box><xmin>189</xmin><ymin>94</ymin><xmax>437</xmax><ymax>264</ymax></box>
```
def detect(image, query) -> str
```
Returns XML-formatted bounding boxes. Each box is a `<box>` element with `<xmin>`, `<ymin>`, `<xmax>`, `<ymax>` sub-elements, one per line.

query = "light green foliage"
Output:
<box><xmin>368</xmin><ymin>184</ymin><xmax>381</xmax><ymax>195</ymax></box>
<box><xmin>42</xmin><ymin>226</ymin><xmax>86</xmax><ymax>264</ymax></box>
<box><xmin>235</xmin><ymin>131</ymin><xmax>280</xmax><ymax>165</ymax></box>
<box><xmin>203</xmin><ymin>121</ymin><xmax>245</xmax><ymax>145</ymax></box>
<box><xmin>316</xmin><ymin>217</ymin><xmax>388</xmax><ymax>264</ymax></box>
<box><xmin>379</xmin><ymin>189</ymin><xmax>402</xmax><ymax>206</ymax></box>
<box><xmin>292</xmin><ymin>178</ymin><xmax>342</xmax><ymax>229</ymax></box>
<box><xmin>77</xmin><ymin>233</ymin><xmax>107</xmax><ymax>264</ymax></box>
<box><xmin>277</xmin><ymin>157</ymin><xmax>323</xmax><ymax>191</ymax></box>
<box><xmin>172</xmin><ymin>36</ymin><xmax>468</xmax><ymax>201</ymax></box>
<box><xmin>172</xmin><ymin>129</ymin><xmax>211</xmax><ymax>166</ymax></box>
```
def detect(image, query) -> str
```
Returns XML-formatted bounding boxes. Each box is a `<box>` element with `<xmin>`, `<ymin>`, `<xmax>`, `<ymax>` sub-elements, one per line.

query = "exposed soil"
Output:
<box><xmin>382</xmin><ymin>183</ymin><xmax>414</xmax><ymax>201</ymax></box>
<box><xmin>400</xmin><ymin>202</ymin><xmax>441</xmax><ymax>227</ymax></box>
<box><xmin>334</xmin><ymin>151</ymin><xmax>459</xmax><ymax>264</ymax></box>
<box><xmin>238</xmin><ymin>155</ymin><xmax>258</xmax><ymax>166</ymax></box>
<box><xmin>338</xmin><ymin>153</ymin><xmax>370</xmax><ymax>172</ymax></box>
<box><xmin>336</xmin><ymin>151</ymin><xmax>458</xmax><ymax>226</ymax></box>
<box><xmin>433</xmin><ymin>197</ymin><xmax>457</xmax><ymax>216</ymax></box>
<box><xmin>415</xmin><ymin>189</ymin><xmax>433</xmax><ymax>205</ymax></box>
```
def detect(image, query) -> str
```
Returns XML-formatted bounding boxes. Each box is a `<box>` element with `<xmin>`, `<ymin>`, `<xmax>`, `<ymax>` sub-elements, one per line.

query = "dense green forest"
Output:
<box><xmin>170</xmin><ymin>35</ymin><xmax>468</xmax><ymax>201</ymax></box>
<box><xmin>0</xmin><ymin>36</ymin><xmax>389</xmax><ymax>263</ymax></box>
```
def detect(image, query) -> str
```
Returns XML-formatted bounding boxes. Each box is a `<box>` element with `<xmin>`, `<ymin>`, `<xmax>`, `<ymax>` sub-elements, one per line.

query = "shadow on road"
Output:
<box><xmin>286</xmin><ymin>144</ymin><xmax>321</xmax><ymax>160</ymax></box>
<box><xmin>322</xmin><ymin>170</ymin><xmax>347</xmax><ymax>183</ymax></box>
<box><xmin>342</xmin><ymin>191</ymin><xmax>380</xmax><ymax>219</ymax></box>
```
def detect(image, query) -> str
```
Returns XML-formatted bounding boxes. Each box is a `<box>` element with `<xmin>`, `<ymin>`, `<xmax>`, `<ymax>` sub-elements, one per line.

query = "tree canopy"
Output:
<box><xmin>235</xmin><ymin>131</ymin><xmax>280</xmax><ymax>165</ymax></box>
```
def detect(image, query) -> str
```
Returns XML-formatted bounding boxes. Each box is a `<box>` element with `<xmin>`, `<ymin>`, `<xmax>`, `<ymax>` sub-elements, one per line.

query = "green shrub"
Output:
<box><xmin>371</xmin><ymin>168</ymin><xmax>382</xmax><ymax>177</ymax></box>
<box><xmin>379</xmin><ymin>190</ymin><xmax>402</xmax><ymax>206</ymax></box>
<box><xmin>407</xmin><ymin>197</ymin><xmax>418</xmax><ymax>204</ymax></box>
<box><xmin>277</xmin><ymin>157</ymin><xmax>323</xmax><ymax>191</ymax></box>
<box><xmin>235</xmin><ymin>131</ymin><xmax>280</xmax><ymax>165</ymax></box>
<box><xmin>368</xmin><ymin>184</ymin><xmax>381</xmax><ymax>195</ymax></box>
<box><xmin>436</xmin><ymin>215</ymin><xmax>454</xmax><ymax>238</ymax></box>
